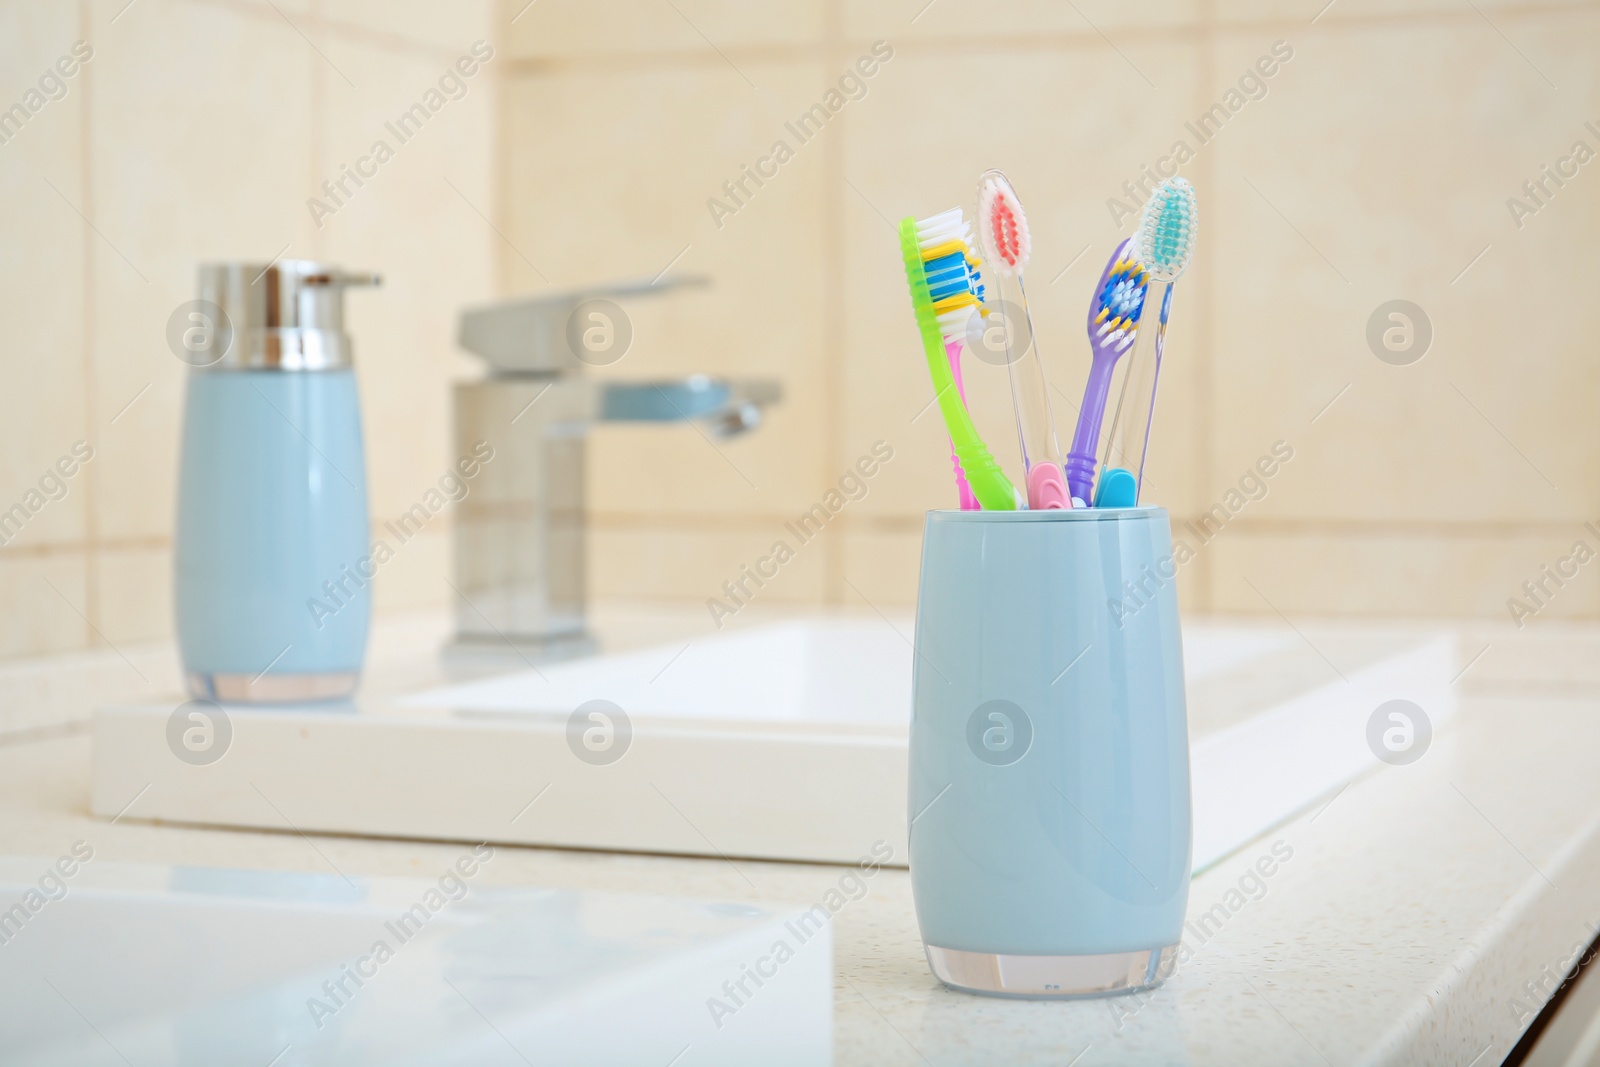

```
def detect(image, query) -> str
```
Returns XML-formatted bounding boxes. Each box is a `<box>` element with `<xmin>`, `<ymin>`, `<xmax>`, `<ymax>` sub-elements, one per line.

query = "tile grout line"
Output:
<box><xmin>1206</xmin><ymin>1</ymin><xmax>1596</xmax><ymax>40</ymax></box>
<box><xmin>9</xmin><ymin>508</ymin><xmax>1600</xmax><ymax>565</ymax></box>
<box><xmin>1194</xmin><ymin>0</ymin><xmax>1217</xmax><ymax>613</ymax></box>
<box><xmin>496</xmin><ymin>3</ymin><xmax>1593</xmax><ymax>77</ymax></box>
<box><xmin>579</xmin><ymin>513</ymin><xmax>1600</xmax><ymax>539</ymax></box>
<box><xmin>309</xmin><ymin>0</ymin><xmax>325</xmax><ymax>262</ymax></box>
<box><xmin>185</xmin><ymin>0</ymin><xmax>480</xmax><ymax>64</ymax></box>
<box><xmin>821</xmin><ymin>0</ymin><xmax>845</xmax><ymax>605</ymax></box>
<box><xmin>493</xmin><ymin>0</ymin><xmax>511</xmax><ymax>300</ymax></box>
<box><xmin>80</xmin><ymin>0</ymin><xmax>101</xmax><ymax>649</ymax></box>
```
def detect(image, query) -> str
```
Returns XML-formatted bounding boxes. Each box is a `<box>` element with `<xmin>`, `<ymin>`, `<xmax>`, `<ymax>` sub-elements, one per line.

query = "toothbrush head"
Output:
<box><xmin>1136</xmin><ymin>177</ymin><xmax>1198</xmax><ymax>284</ymax></box>
<box><xmin>1087</xmin><ymin>239</ymin><xmax>1149</xmax><ymax>355</ymax></box>
<box><xmin>914</xmin><ymin>208</ymin><xmax>986</xmax><ymax>342</ymax></box>
<box><xmin>975</xmin><ymin>170</ymin><xmax>1030</xmax><ymax>278</ymax></box>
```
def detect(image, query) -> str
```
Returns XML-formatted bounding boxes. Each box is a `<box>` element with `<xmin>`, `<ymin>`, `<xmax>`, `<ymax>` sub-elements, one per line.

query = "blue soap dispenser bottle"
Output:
<box><xmin>174</xmin><ymin>261</ymin><xmax>379</xmax><ymax>702</ymax></box>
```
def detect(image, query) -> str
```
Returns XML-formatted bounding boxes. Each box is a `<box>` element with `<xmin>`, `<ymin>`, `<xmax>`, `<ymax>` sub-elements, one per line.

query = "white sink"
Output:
<box><xmin>401</xmin><ymin>618</ymin><xmax>1293</xmax><ymax>724</ymax></box>
<box><xmin>92</xmin><ymin>619</ymin><xmax>1453</xmax><ymax>871</ymax></box>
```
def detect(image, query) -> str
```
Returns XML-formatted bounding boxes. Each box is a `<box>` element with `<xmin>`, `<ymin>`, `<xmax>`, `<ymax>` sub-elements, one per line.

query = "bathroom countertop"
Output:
<box><xmin>2</xmin><ymin>607</ymin><xmax>1598</xmax><ymax>1065</ymax></box>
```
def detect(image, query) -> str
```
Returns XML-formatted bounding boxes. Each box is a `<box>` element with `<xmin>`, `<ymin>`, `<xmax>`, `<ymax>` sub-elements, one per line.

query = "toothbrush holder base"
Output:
<box><xmin>925</xmin><ymin>944</ymin><xmax>1179</xmax><ymax>999</ymax></box>
<box><xmin>185</xmin><ymin>671</ymin><xmax>359</xmax><ymax>704</ymax></box>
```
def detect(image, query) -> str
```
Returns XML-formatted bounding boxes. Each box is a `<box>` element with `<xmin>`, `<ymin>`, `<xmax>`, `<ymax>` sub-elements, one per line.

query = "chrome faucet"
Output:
<box><xmin>446</xmin><ymin>277</ymin><xmax>780</xmax><ymax>664</ymax></box>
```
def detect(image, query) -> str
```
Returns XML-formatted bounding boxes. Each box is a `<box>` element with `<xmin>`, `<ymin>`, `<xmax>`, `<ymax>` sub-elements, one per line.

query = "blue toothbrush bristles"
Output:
<box><xmin>1095</xmin><ymin>260</ymin><xmax>1147</xmax><ymax>351</ymax></box>
<box><xmin>924</xmin><ymin>252</ymin><xmax>970</xmax><ymax>301</ymax></box>
<box><xmin>915</xmin><ymin>208</ymin><xmax>985</xmax><ymax>342</ymax></box>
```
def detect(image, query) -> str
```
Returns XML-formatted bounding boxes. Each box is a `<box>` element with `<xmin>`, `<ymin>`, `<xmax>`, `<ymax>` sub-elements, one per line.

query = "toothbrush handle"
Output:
<box><xmin>1134</xmin><ymin>287</ymin><xmax>1174</xmax><ymax>498</ymax></box>
<box><xmin>1000</xmin><ymin>278</ymin><xmax>1069</xmax><ymax>509</ymax></box>
<box><xmin>1064</xmin><ymin>351</ymin><xmax>1115</xmax><ymax>502</ymax></box>
<box><xmin>945</xmin><ymin>339</ymin><xmax>979</xmax><ymax>510</ymax></box>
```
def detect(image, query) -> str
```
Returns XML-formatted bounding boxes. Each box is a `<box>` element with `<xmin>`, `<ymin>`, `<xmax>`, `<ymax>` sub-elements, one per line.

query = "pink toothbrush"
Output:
<box><xmin>944</xmin><ymin>339</ymin><xmax>978</xmax><ymax>510</ymax></box>
<box><xmin>976</xmin><ymin>170</ymin><xmax>1070</xmax><ymax>510</ymax></box>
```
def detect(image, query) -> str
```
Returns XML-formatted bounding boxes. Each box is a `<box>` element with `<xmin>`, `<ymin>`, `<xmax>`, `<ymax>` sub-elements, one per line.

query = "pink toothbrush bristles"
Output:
<box><xmin>990</xmin><ymin>198</ymin><xmax>1022</xmax><ymax>271</ymax></box>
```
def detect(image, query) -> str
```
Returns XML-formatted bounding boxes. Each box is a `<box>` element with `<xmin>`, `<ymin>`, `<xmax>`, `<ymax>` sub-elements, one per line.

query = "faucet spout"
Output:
<box><xmin>599</xmin><ymin>376</ymin><xmax>782</xmax><ymax>435</ymax></box>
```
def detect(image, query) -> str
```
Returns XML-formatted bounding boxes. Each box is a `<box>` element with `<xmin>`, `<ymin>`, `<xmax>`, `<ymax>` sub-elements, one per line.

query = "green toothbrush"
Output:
<box><xmin>899</xmin><ymin>213</ymin><xmax>1019</xmax><ymax>511</ymax></box>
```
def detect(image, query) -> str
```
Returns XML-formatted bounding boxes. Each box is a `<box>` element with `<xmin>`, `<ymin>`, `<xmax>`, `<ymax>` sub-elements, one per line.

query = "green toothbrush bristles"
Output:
<box><xmin>1137</xmin><ymin>177</ymin><xmax>1197</xmax><ymax>283</ymax></box>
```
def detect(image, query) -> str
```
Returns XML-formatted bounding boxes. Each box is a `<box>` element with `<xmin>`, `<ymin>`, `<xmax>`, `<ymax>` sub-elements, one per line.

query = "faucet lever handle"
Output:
<box><xmin>459</xmin><ymin>274</ymin><xmax>709</xmax><ymax>375</ymax></box>
<box><xmin>304</xmin><ymin>270</ymin><xmax>382</xmax><ymax>288</ymax></box>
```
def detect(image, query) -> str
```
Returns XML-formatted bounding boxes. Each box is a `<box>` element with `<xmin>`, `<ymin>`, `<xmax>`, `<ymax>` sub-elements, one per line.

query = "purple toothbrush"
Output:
<box><xmin>1063</xmin><ymin>240</ymin><xmax>1150</xmax><ymax>504</ymax></box>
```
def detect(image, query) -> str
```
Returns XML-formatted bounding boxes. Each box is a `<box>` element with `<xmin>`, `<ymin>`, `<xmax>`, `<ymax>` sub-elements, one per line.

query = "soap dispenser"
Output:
<box><xmin>174</xmin><ymin>261</ymin><xmax>379</xmax><ymax>702</ymax></box>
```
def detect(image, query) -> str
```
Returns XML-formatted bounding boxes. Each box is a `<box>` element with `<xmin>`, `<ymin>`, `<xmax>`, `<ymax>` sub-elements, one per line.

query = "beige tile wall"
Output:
<box><xmin>4</xmin><ymin>0</ymin><xmax>1597</xmax><ymax>664</ymax></box>
<box><xmin>0</xmin><ymin>0</ymin><xmax>496</xmax><ymax>660</ymax></box>
<box><xmin>505</xmin><ymin>0</ymin><xmax>1600</xmax><ymax>625</ymax></box>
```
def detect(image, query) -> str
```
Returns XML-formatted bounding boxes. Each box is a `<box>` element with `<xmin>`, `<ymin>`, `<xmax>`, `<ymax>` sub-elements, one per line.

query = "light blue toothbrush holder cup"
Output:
<box><xmin>909</xmin><ymin>506</ymin><xmax>1191</xmax><ymax>998</ymax></box>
